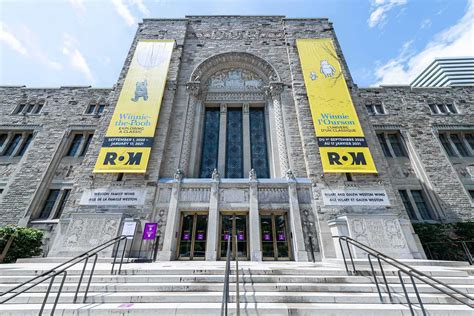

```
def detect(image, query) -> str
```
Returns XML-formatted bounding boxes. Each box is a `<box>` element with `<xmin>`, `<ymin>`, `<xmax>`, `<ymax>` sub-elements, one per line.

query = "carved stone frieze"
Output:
<box><xmin>190</xmin><ymin>30</ymin><xmax>284</xmax><ymax>40</ymax></box>
<box><xmin>258</xmin><ymin>188</ymin><xmax>289</xmax><ymax>203</ymax></box>
<box><xmin>207</xmin><ymin>69</ymin><xmax>264</xmax><ymax>92</ymax></box>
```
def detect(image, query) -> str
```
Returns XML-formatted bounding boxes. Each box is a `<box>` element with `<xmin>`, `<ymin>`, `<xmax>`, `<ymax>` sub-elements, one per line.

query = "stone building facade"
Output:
<box><xmin>0</xmin><ymin>16</ymin><xmax>472</xmax><ymax>261</ymax></box>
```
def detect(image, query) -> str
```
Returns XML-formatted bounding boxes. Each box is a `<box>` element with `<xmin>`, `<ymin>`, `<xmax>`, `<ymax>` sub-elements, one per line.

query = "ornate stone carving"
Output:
<box><xmin>268</xmin><ymin>82</ymin><xmax>289</xmax><ymax>175</ymax></box>
<box><xmin>211</xmin><ymin>168</ymin><xmax>220</xmax><ymax>181</ymax></box>
<box><xmin>191</xmin><ymin>30</ymin><xmax>283</xmax><ymax>40</ymax></box>
<box><xmin>207</xmin><ymin>69</ymin><xmax>264</xmax><ymax>92</ymax></box>
<box><xmin>286</xmin><ymin>169</ymin><xmax>296</xmax><ymax>181</ymax></box>
<box><xmin>186</xmin><ymin>81</ymin><xmax>201</xmax><ymax>96</ymax></box>
<box><xmin>249</xmin><ymin>168</ymin><xmax>257</xmax><ymax>181</ymax></box>
<box><xmin>266</xmin><ymin>82</ymin><xmax>284</xmax><ymax>97</ymax></box>
<box><xmin>174</xmin><ymin>168</ymin><xmax>184</xmax><ymax>181</ymax></box>
<box><xmin>180</xmin><ymin>188</ymin><xmax>211</xmax><ymax>202</ymax></box>
<box><xmin>258</xmin><ymin>188</ymin><xmax>289</xmax><ymax>203</ymax></box>
<box><xmin>205</xmin><ymin>92</ymin><xmax>265</xmax><ymax>102</ymax></box>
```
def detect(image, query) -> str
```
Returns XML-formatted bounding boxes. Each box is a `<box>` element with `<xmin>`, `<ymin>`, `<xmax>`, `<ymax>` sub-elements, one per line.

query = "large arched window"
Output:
<box><xmin>182</xmin><ymin>52</ymin><xmax>288</xmax><ymax>179</ymax></box>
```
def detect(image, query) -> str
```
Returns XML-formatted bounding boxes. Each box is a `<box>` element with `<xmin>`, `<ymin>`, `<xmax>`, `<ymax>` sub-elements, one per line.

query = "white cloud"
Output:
<box><xmin>368</xmin><ymin>0</ymin><xmax>408</xmax><ymax>28</ymax></box>
<box><xmin>0</xmin><ymin>22</ymin><xmax>28</xmax><ymax>56</ymax></box>
<box><xmin>112</xmin><ymin>0</ymin><xmax>136</xmax><ymax>26</ymax></box>
<box><xmin>131</xmin><ymin>0</ymin><xmax>150</xmax><ymax>15</ymax></box>
<box><xmin>21</xmin><ymin>26</ymin><xmax>62</xmax><ymax>71</ymax></box>
<box><xmin>420</xmin><ymin>18</ymin><xmax>432</xmax><ymax>29</ymax></box>
<box><xmin>62</xmin><ymin>33</ymin><xmax>94</xmax><ymax>81</ymax></box>
<box><xmin>373</xmin><ymin>0</ymin><xmax>474</xmax><ymax>86</ymax></box>
<box><xmin>69</xmin><ymin>0</ymin><xmax>86</xmax><ymax>16</ymax></box>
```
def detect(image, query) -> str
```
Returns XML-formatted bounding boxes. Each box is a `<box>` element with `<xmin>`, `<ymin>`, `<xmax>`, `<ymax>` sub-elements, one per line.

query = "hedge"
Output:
<box><xmin>413</xmin><ymin>222</ymin><xmax>473</xmax><ymax>262</ymax></box>
<box><xmin>0</xmin><ymin>226</ymin><xmax>43</xmax><ymax>263</ymax></box>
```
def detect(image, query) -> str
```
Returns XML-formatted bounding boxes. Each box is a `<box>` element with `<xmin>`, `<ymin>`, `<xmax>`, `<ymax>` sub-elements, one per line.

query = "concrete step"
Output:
<box><xmin>1</xmin><ymin>282</ymin><xmax>473</xmax><ymax>294</ymax></box>
<box><xmin>1</xmin><ymin>291</ymin><xmax>471</xmax><ymax>305</ymax></box>
<box><xmin>0</xmin><ymin>302</ymin><xmax>471</xmax><ymax>316</ymax></box>
<box><xmin>0</xmin><ymin>274</ymin><xmax>471</xmax><ymax>285</ymax></box>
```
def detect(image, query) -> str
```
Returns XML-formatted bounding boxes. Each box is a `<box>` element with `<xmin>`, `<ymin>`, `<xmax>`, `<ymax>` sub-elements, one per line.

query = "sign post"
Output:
<box><xmin>137</xmin><ymin>223</ymin><xmax>158</xmax><ymax>260</ymax></box>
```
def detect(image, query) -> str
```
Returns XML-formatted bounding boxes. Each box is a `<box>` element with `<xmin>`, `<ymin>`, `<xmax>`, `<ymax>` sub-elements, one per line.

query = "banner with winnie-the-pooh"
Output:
<box><xmin>296</xmin><ymin>38</ymin><xmax>377</xmax><ymax>173</ymax></box>
<box><xmin>94</xmin><ymin>40</ymin><xmax>174</xmax><ymax>173</ymax></box>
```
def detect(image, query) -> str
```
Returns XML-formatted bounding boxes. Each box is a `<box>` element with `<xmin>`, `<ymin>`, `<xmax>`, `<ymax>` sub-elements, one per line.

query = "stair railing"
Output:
<box><xmin>221</xmin><ymin>233</ymin><xmax>240</xmax><ymax>316</ymax></box>
<box><xmin>0</xmin><ymin>235</ymin><xmax>129</xmax><ymax>315</ymax></box>
<box><xmin>336</xmin><ymin>236</ymin><xmax>473</xmax><ymax>316</ymax></box>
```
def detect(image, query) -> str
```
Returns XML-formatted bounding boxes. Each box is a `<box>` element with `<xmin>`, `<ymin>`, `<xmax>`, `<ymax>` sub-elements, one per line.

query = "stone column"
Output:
<box><xmin>286</xmin><ymin>170</ymin><xmax>308</xmax><ymax>261</ymax></box>
<box><xmin>158</xmin><ymin>169</ymin><xmax>183</xmax><ymax>261</ymax></box>
<box><xmin>248</xmin><ymin>169</ymin><xmax>262</xmax><ymax>261</ymax></box>
<box><xmin>218</xmin><ymin>104</ymin><xmax>227</xmax><ymax>176</ymax></box>
<box><xmin>267</xmin><ymin>82</ymin><xmax>289</xmax><ymax>176</ymax></box>
<box><xmin>242</xmin><ymin>103</ymin><xmax>251</xmax><ymax>175</ymax></box>
<box><xmin>179</xmin><ymin>82</ymin><xmax>200</xmax><ymax>175</ymax></box>
<box><xmin>206</xmin><ymin>169</ymin><xmax>220</xmax><ymax>260</ymax></box>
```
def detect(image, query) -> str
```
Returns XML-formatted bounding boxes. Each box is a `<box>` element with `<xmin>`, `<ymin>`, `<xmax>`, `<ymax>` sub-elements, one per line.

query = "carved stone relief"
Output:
<box><xmin>207</xmin><ymin>69</ymin><xmax>264</xmax><ymax>92</ymax></box>
<box><xmin>257</xmin><ymin>188</ymin><xmax>289</xmax><ymax>203</ymax></box>
<box><xmin>219</xmin><ymin>189</ymin><xmax>249</xmax><ymax>203</ymax></box>
<box><xmin>180</xmin><ymin>188</ymin><xmax>211</xmax><ymax>202</ymax></box>
<box><xmin>191</xmin><ymin>30</ymin><xmax>283</xmax><ymax>40</ymax></box>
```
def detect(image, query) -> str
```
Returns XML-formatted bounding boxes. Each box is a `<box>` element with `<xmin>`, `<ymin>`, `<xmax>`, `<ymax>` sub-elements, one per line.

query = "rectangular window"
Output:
<box><xmin>377</xmin><ymin>133</ymin><xmax>392</xmax><ymax>158</ymax></box>
<box><xmin>0</xmin><ymin>134</ymin><xmax>7</xmax><ymax>147</ymax></box>
<box><xmin>411</xmin><ymin>190</ymin><xmax>433</xmax><ymax>220</ymax></box>
<box><xmin>428</xmin><ymin>104</ymin><xmax>439</xmax><ymax>114</ymax></box>
<box><xmin>33</xmin><ymin>102</ymin><xmax>44</xmax><ymax>114</ymax></box>
<box><xmin>365</xmin><ymin>104</ymin><xmax>375</xmax><ymax>115</ymax></box>
<box><xmin>225</xmin><ymin>108</ymin><xmax>243</xmax><ymax>178</ymax></box>
<box><xmin>199</xmin><ymin>108</ymin><xmax>220</xmax><ymax>178</ymax></box>
<box><xmin>15</xmin><ymin>134</ymin><xmax>33</xmax><ymax>157</ymax></box>
<box><xmin>469</xmin><ymin>190</ymin><xmax>474</xmax><ymax>201</ymax></box>
<box><xmin>388</xmin><ymin>133</ymin><xmax>407</xmax><ymax>157</ymax></box>
<box><xmin>374</xmin><ymin>104</ymin><xmax>385</xmax><ymax>114</ymax></box>
<box><xmin>15</xmin><ymin>103</ymin><xmax>26</xmax><ymax>114</ymax></box>
<box><xmin>2</xmin><ymin>134</ymin><xmax>22</xmax><ymax>156</ymax></box>
<box><xmin>437</xmin><ymin>104</ymin><xmax>447</xmax><ymax>114</ymax></box>
<box><xmin>450</xmin><ymin>134</ymin><xmax>469</xmax><ymax>157</ymax></box>
<box><xmin>79</xmin><ymin>134</ymin><xmax>93</xmax><ymax>157</ymax></box>
<box><xmin>446</xmin><ymin>103</ymin><xmax>457</xmax><ymax>114</ymax></box>
<box><xmin>86</xmin><ymin>104</ymin><xmax>95</xmax><ymax>114</ymax></box>
<box><xmin>66</xmin><ymin>134</ymin><xmax>84</xmax><ymax>157</ymax></box>
<box><xmin>53</xmin><ymin>189</ymin><xmax>70</xmax><ymax>219</ymax></box>
<box><xmin>439</xmin><ymin>134</ymin><xmax>455</xmax><ymax>157</ymax></box>
<box><xmin>97</xmin><ymin>104</ymin><xmax>106</xmax><ymax>114</ymax></box>
<box><xmin>249</xmin><ymin>108</ymin><xmax>270</xmax><ymax>178</ymax></box>
<box><xmin>399</xmin><ymin>190</ymin><xmax>417</xmax><ymax>220</ymax></box>
<box><xmin>38</xmin><ymin>189</ymin><xmax>60</xmax><ymax>219</ymax></box>
<box><xmin>466</xmin><ymin>134</ymin><xmax>474</xmax><ymax>151</ymax></box>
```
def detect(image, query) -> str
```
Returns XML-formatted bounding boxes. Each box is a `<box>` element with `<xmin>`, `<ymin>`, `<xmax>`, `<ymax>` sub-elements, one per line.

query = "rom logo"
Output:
<box><xmin>327</xmin><ymin>152</ymin><xmax>367</xmax><ymax>166</ymax></box>
<box><xmin>103</xmin><ymin>152</ymin><xmax>142</xmax><ymax>165</ymax></box>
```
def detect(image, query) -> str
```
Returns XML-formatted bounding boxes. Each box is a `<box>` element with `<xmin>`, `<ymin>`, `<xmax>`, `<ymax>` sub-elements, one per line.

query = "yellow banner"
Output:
<box><xmin>94</xmin><ymin>40</ymin><xmax>174</xmax><ymax>173</ymax></box>
<box><xmin>296</xmin><ymin>38</ymin><xmax>377</xmax><ymax>173</ymax></box>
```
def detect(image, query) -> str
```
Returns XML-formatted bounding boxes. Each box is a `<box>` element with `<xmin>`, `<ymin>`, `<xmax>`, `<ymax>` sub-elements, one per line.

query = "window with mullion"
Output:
<box><xmin>38</xmin><ymin>189</ymin><xmax>60</xmax><ymax>219</ymax></box>
<box><xmin>388</xmin><ymin>133</ymin><xmax>407</xmax><ymax>157</ymax></box>
<box><xmin>15</xmin><ymin>134</ymin><xmax>33</xmax><ymax>156</ymax></box>
<box><xmin>465</xmin><ymin>134</ymin><xmax>474</xmax><ymax>151</ymax></box>
<box><xmin>66</xmin><ymin>134</ymin><xmax>84</xmax><ymax>157</ymax></box>
<box><xmin>225</xmin><ymin>108</ymin><xmax>243</xmax><ymax>178</ymax></box>
<box><xmin>79</xmin><ymin>134</ymin><xmax>93</xmax><ymax>157</ymax></box>
<box><xmin>399</xmin><ymin>190</ymin><xmax>417</xmax><ymax>220</ymax></box>
<box><xmin>438</xmin><ymin>134</ymin><xmax>455</xmax><ymax>157</ymax></box>
<box><xmin>450</xmin><ymin>134</ymin><xmax>470</xmax><ymax>157</ymax></box>
<box><xmin>3</xmin><ymin>134</ymin><xmax>22</xmax><ymax>156</ymax></box>
<box><xmin>249</xmin><ymin>108</ymin><xmax>270</xmax><ymax>178</ymax></box>
<box><xmin>411</xmin><ymin>190</ymin><xmax>433</xmax><ymax>220</ymax></box>
<box><xmin>376</xmin><ymin>133</ymin><xmax>392</xmax><ymax>157</ymax></box>
<box><xmin>199</xmin><ymin>108</ymin><xmax>220</xmax><ymax>178</ymax></box>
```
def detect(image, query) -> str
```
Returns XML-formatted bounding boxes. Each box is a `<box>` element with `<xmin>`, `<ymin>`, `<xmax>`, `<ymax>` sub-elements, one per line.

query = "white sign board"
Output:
<box><xmin>321</xmin><ymin>189</ymin><xmax>390</xmax><ymax>206</ymax></box>
<box><xmin>80</xmin><ymin>188</ymin><xmax>146</xmax><ymax>206</ymax></box>
<box><xmin>121</xmin><ymin>221</ymin><xmax>137</xmax><ymax>239</ymax></box>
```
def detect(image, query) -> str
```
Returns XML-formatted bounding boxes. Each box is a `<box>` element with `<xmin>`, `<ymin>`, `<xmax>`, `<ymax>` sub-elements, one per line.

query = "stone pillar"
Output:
<box><xmin>158</xmin><ymin>169</ymin><xmax>183</xmax><ymax>261</ymax></box>
<box><xmin>242</xmin><ymin>103</ymin><xmax>251</xmax><ymax>175</ymax></box>
<box><xmin>218</xmin><ymin>104</ymin><xmax>227</xmax><ymax>176</ymax></box>
<box><xmin>267</xmin><ymin>82</ymin><xmax>289</xmax><ymax>176</ymax></box>
<box><xmin>179</xmin><ymin>82</ymin><xmax>200</xmax><ymax>175</ymax></box>
<box><xmin>286</xmin><ymin>170</ymin><xmax>308</xmax><ymax>261</ymax></box>
<box><xmin>248</xmin><ymin>169</ymin><xmax>262</xmax><ymax>261</ymax></box>
<box><xmin>206</xmin><ymin>169</ymin><xmax>220</xmax><ymax>260</ymax></box>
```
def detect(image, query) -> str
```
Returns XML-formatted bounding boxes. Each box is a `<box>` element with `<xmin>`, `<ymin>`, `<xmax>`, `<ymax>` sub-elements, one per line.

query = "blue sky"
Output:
<box><xmin>0</xmin><ymin>0</ymin><xmax>473</xmax><ymax>87</ymax></box>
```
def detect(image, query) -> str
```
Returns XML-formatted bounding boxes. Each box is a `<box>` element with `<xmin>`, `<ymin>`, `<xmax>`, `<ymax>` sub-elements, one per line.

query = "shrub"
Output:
<box><xmin>413</xmin><ymin>222</ymin><xmax>474</xmax><ymax>262</ymax></box>
<box><xmin>0</xmin><ymin>226</ymin><xmax>43</xmax><ymax>263</ymax></box>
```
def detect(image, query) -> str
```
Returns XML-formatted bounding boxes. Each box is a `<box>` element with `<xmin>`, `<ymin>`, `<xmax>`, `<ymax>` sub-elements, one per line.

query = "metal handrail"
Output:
<box><xmin>221</xmin><ymin>233</ymin><xmax>240</xmax><ymax>316</ymax></box>
<box><xmin>422</xmin><ymin>240</ymin><xmax>473</xmax><ymax>265</ymax></box>
<box><xmin>0</xmin><ymin>235</ymin><xmax>129</xmax><ymax>315</ymax></box>
<box><xmin>336</xmin><ymin>236</ymin><xmax>473</xmax><ymax>316</ymax></box>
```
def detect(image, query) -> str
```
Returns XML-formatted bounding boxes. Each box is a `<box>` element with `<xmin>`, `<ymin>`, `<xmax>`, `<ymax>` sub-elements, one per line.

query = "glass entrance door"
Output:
<box><xmin>177</xmin><ymin>213</ymin><xmax>208</xmax><ymax>260</ymax></box>
<box><xmin>260</xmin><ymin>212</ymin><xmax>291</xmax><ymax>260</ymax></box>
<box><xmin>219</xmin><ymin>213</ymin><xmax>249</xmax><ymax>260</ymax></box>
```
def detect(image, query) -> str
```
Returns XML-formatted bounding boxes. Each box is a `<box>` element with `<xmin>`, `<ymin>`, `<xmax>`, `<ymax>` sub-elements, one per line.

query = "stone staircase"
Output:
<box><xmin>0</xmin><ymin>260</ymin><xmax>472</xmax><ymax>315</ymax></box>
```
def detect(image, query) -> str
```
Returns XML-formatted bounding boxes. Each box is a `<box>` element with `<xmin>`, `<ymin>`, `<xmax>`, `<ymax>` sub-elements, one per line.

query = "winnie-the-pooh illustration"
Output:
<box><xmin>320</xmin><ymin>60</ymin><xmax>336</xmax><ymax>78</ymax></box>
<box><xmin>131</xmin><ymin>80</ymin><xmax>148</xmax><ymax>102</ymax></box>
<box><xmin>310</xmin><ymin>71</ymin><xmax>318</xmax><ymax>81</ymax></box>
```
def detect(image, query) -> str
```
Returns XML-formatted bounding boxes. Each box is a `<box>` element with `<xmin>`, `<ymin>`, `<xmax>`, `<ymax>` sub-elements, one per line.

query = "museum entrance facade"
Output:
<box><xmin>177</xmin><ymin>212</ymin><xmax>208</xmax><ymax>260</ymax></box>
